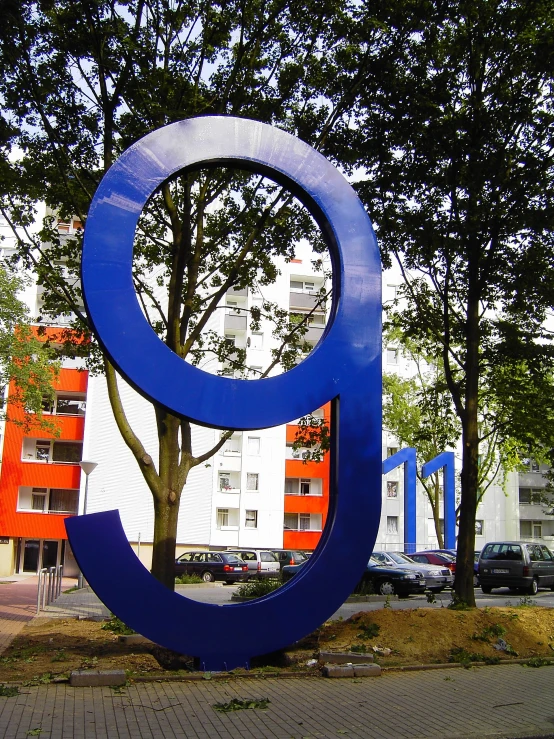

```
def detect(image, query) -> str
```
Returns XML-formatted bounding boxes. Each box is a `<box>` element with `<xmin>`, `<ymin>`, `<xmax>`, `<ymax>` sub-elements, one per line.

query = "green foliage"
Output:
<box><xmin>101</xmin><ymin>616</ymin><xmax>135</xmax><ymax>636</ymax></box>
<box><xmin>356</xmin><ymin>623</ymin><xmax>381</xmax><ymax>640</ymax></box>
<box><xmin>213</xmin><ymin>697</ymin><xmax>270</xmax><ymax>712</ymax></box>
<box><xmin>0</xmin><ymin>266</ymin><xmax>60</xmax><ymax>433</ymax></box>
<box><xmin>174</xmin><ymin>574</ymin><xmax>203</xmax><ymax>585</ymax></box>
<box><xmin>0</xmin><ymin>684</ymin><xmax>19</xmax><ymax>697</ymax></box>
<box><xmin>50</xmin><ymin>650</ymin><xmax>68</xmax><ymax>663</ymax></box>
<box><xmin>235</xmin><ymin>579</ymin><xmax>281</xmax><ymax>598</ymax></box>
<box><xmin>350</xmin><ymin>644</ymin><xmax>370</xmax><ymax>653</ymax></box>
<box><xmin>525</xmin><ymin>656</ymin><xmax>553</xmax><ymax>668</ymax></box>
<box><xmin>471</xmin><ymin>624</ymin><xmax>507</xmax><ymax>643</ymax></box>
<box><xmin>448</xmin><ymin>648</ymin><xmax>500</xmax><ymax>668</ymax></box>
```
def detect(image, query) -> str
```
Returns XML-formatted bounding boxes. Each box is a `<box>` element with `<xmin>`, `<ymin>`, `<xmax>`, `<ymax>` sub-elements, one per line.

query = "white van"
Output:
<box><xmin>226</xmin><ymin>549</ymin><xmax>280</xmax><ymax>579</ymax></box>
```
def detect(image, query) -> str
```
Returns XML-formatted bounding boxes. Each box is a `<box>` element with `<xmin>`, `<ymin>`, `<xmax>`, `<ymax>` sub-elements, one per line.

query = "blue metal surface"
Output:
<box><xmin>421</xmin><ymin>452</ymin><xmax>456</xmax><ymax>549</ymax></box>
<box><xmin>382</xmin><ymin>448</ymin><xmax>417</xmax><ymax>553</ymax></box>
<box><xmin>70</xmin><ymin>116</ymin><xmax>382</xmax><ymax>670</ymax></box>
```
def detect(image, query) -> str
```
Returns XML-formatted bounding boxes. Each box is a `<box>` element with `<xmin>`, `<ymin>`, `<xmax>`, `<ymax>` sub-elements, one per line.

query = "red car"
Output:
<box><xmin>409</xmin><ymin>551</ymin><xmax>457</xmax><ymax>575</ymax></box>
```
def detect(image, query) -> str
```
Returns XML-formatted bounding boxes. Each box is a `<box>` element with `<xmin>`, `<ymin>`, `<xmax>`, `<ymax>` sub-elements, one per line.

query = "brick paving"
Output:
<box><xmin>2</xmin><ymin>583</ymin><xmax>554</xmax><ymax>737</ymax></box>
<box><xmin>0</xmin><ymin>665</ymin><xmax>553</xmax><ymax>738</ymax></box>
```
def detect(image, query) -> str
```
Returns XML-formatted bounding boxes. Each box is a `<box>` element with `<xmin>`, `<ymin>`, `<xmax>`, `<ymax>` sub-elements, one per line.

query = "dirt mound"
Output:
<box><xmin>1</xmin><ymin>605</ymin><xmax>554</xmax><ymax>683</ymax></box>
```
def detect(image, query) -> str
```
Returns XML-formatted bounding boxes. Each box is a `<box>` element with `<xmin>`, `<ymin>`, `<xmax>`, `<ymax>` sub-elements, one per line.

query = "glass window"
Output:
<box><xmin>52</xmin><ymin>442</ymin><xmax>82</xmax><ymax>463</ymax></box>
<box><xmin>387</xmin><ymin>447</ymin><xmax>399</xmax><ymax>457</ymax></box>
<box><xmin>387</xmin><ymin>481</ymin><xmax>398</xmax><ymax>498</ymax></box>
<box><xmin>519</xmin><ymin>488</ymin><xmax>531</xmax><ymax>504</ymax></box>
<box><xmin>386</xmin><ymin>348</ymin><xmax>398</xmax><ymax>364</ymax></box>
<box><xmin>55</xmin><ymin>395</ymin><xmax>86</xmax><ymax>416</ymax></box>
<box><xmin>475</xmin><ymin>520</ymin><xmax>484</xmax><ymax>536</ymax></box>
<box><xmin>246</xmin><ymin>473</ymin><xmax>259</xmax><ymax>491</ymax></box>
<box><xmin>300</xmin><ymin>479</ymin><xmax>311</xmax><ymax>495</ymax></box>
<box><xmin>284</xmin><ymin>513</ymin><xmax>297</xmax><ymax>530</ymax></box>
<box><xmin>386</xmin><ymin>516</ymin><xmax>398</xmax><ymax>534</ymax></box>
<box><xmin>49</xmin><ymin>489</ymin><xmax>78</xmax><ymax>514</ymax></box>
<box><xmin>247</xmin><ymin>437</ymin><xmax>260</xmax><ymax>455</ymax></box>
<box><xmin>31</xmin><ymin>493</ymin><xmax>46</xmax><ymax>511</ymax></box>
<box><xmin>482</xmin><ymin>543</ymin><xmax>523</xmax><ymax>560</ymax></box>
<box><xmin>219</xmin><ymin>473</ymin><xmax>232</xmax><ymax>491</ymax></box>
<box><xmin>284</xmin><ymin>478</ymin><xmax>297</xmax><ymax>495</ymax></box>
<box><xmin>216</xmin><ymin>511</ymin><xmax>228</xmax><ymax>528</ymax></box>
<box><xmin>245</xmin><ymin>510</ymin><xmax>258</xmax><ymax>528</ymax></box>
<box><xmin>299</xmin><ymin>514</ymin><xmax>311</xmax><ymax>531</ymax></box>
<box><xmin>250</xmin><ymin>333</ymin><xmax>263</xmax><ymax>349</ymax></box>
<box><xmin>35</xmin><ymin>441</ymin><xmax>51</xmax><ymax>462</ymax></box>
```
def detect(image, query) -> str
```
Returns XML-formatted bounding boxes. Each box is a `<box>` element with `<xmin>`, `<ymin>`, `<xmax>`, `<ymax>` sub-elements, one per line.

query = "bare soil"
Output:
<box><xmin>2</xmin><ymin>605</ymin><xmax>554</xmax><ymax>684</ymax></box>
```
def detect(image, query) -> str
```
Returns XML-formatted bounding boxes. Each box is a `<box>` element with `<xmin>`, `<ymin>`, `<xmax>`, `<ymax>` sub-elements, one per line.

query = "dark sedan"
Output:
<box><xmin>281</xmin><ymin>557</ymin><xmax>427</xmax><ymax>596</ymax></box>
<box><xmin>175</xmin><ymin>551</ymin><xmax>249</xmax><ymax>583</ymax></box>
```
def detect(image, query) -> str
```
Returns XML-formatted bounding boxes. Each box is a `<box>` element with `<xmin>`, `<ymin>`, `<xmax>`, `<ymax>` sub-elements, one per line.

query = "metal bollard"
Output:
<box><xmin>36</xmin><ymin>568</ymin><xmax>47</xmax><ymax>614</ymax></box>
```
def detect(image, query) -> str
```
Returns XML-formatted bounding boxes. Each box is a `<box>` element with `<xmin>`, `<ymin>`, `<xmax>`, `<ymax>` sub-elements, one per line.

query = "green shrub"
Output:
<box><xmin>101</xmin><ymin>615</ymin><xmax>135</xmax><ymax>635</ymax></box>
<box><xmin>175</xmin><ymin>574</ymin><xmax>203</xmax><ymax>584</ymax></box>
<box><xmin>235</xmin><ymin>579</ymin><xmax>281</xmax><ymax>598</ymax></box>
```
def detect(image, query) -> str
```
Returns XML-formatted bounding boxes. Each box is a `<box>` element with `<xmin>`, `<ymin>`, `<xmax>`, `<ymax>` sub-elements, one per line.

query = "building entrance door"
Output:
<box><xmin>22</xmin><ymin>540</ymin><xmax>40</xmax><ymax>572</ymax></box>
<box><xmin>19</xmin><ymin>539</ymin><xmax>61</xmax><ymax>573</ymax></box>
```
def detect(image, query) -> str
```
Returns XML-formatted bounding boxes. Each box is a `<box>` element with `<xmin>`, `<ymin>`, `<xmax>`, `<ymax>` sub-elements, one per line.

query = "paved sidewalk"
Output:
<box><xmin>0</xmin><ymin>664</ymin><xmax>554</xmax><ymax>738</ymax></box>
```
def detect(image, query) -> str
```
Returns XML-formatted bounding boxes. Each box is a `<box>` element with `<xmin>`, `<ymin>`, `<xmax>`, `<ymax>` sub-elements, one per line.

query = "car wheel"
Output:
<box><xmin>481</xmin><ymin>585</ymin><xmax>492</xmax><ymax>594</ymax></box>
<box><xmin>378</xmin><ymin>580</ymin><xmax>395</xmax><ymax>596</ymax></box>
<box><xmin>201</xmin><ymin>571</ymin><xmax>215</xmax><ymax>583</ymax></box>
<box><xmin>528</xmin><ymin>578</ymin><xmax>539</xmax><ymax>596</ymax></box>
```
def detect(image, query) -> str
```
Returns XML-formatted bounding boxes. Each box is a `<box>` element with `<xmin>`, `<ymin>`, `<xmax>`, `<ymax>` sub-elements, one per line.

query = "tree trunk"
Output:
<box><xmin>454</xmin><ymin>274</ymin><xmax>480</xmax><ymax>607</ymax></box>
<box><xmin>151</xmin><ymin>492</ymin><xmax>182</xmax><ymax>591</ymax></box>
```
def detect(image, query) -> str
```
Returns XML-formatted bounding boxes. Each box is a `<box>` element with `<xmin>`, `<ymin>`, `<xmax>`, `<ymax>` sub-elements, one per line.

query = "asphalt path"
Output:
<box><xmin>176</xmin><ymin>582</ymin><xmax>554</xmax><ymax>618</ymax></box>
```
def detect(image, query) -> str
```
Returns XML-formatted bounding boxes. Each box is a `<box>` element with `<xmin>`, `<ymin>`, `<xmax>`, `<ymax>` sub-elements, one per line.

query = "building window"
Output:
<box><xmin>31</xmin><ymin>492</ymin><xmax>46</xmax><ymax>512</ymax></box>
<box><xmin>284</xmin><ymin>513</ymin><xmax>298</xmax><ymax>530</ymax></box>
<box><xmin>387</xmin><ymin>447</ymin><xmax>399</xmax><ymax>457</ymax></box>
<box><xmin>247</xmin><ymin>437</ymin><xmax>260</xmax><ymax>455</ymax></box>
<box><xmin>217</xmin><ymin>508</ymin><xmax>229</xmax><ymax>528</ymax></box>
<box><xmin>519</xmin><ymin>488</ymin><xmax>543</xmax><ymax>505</ymax></box>
<box><xmin>386</xmin><ymin>348</ymin><xmax>399</xmax><ymax>364</ymax></box>
<box><xmin>246</xmin><ymin>473</ymin><xmax>259</xmax><ymax>491</ymax></box>
<box><xmin>290</xmin><ymin>279</ymin><xmax>315</xmax><ymax>293</ymax></box>
<box><xmin>219</xmin><ymin>473</ymin><xmax>232</xmax><ymax>491</ymax></box>
<box><xmin>250</xmin><ymin>333</ymin><xmax>263</xmax><ymax>349</ymax></box>
<box><xmin>223</xmin><ymin>436</ymin><xmax>241</xmax><ymax>455</ymax></box>
<box><xmin>42</xmin><ymin>393</ymin><xmax>86</xmax><ymax>416</ymax></box>
<box><xmin>226</xmin><ymin>300</ymin><xmax>241</xmax><ymax>315</ymax></box>
<box><xmin>520</xmin><ymin>520</ymin><xmax>542</xmax><ymax>539</ymax></box>
<box><xmin>224</xmin><ymin>334</ymin><xmax>236</xmax><ymax>348</ymax></box>
<box><xmin>26</xmin><ymin>440</ymin><xmax>82</xmax><ymax>464</ymax></box>
<box><xmin>387</xmin><ymin>481</ymin><xmax>398</xmax><ymax>498</ymax></box>
<box><xmin>386</xmin><ymin>516</ymin><xmax>398</xmax><ymax>535</ymax></box>
<box><xmin>245</xmin><ymin>510</ymin><xmax>258</xmax><ymax>528</ymax></box>
<box><xmin>18</xmin><ymin>487</ymin><xmax>78</xmax><ymax>515</ymax></box>
<box><xmin>299</xmin><ymin>514</ymin><xmax>311</xmax><ymax>531</ymax></box>
<box><xmin>300</xmin><ymin>479</ymin><xmax>311</xmax><ymax>496</ymax></box>
<box><xmin>475</xmin><ymin>520</ymin><xmax>484</xmax><ymax>536</ymax></box>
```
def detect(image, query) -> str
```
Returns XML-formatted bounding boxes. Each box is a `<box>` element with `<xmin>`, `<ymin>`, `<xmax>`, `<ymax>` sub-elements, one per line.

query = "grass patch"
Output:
<box><xmin>525</xmin><ymin>656</ymin><xmax>553</xmax><ymax>668</ymax></box>
<box><xmin>175</xmin><ymin>574</ymin><xmax>203</xmax><ymax>585</ymax></box>
<box><xmin>101</xmin><ymin>616</ymin><xmax>135</xmax><ymax>636</ymax></box>
<box><xmin>471</xmin><ymin>624</ymin><xmax>507</xmax><ymax>642</ymax></box>
<box><xmin>448</xmin><ymin>647</ymin><xmax>500</xmax><ymax>667</ymax></box>
<box><xmin>0</xmin><ymin>684</ymin><xmax>19</xmax><ymax>697</ymax></box>
<box><xmin>235</xmin><ymin>579</ymin><xmax>281</xmax><ymax>598</ymax></box>
<box><xmin>356</xmin><ymin>623</ymin><xmax>381</xmax><ymax>640</ymax></box>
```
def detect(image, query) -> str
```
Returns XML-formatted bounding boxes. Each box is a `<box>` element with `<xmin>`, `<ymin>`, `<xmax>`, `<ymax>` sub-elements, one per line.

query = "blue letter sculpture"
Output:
<box><xmin>66</xmin><ymin>116</ymin><xmax>382</xmax><ymax>670</ymax></box>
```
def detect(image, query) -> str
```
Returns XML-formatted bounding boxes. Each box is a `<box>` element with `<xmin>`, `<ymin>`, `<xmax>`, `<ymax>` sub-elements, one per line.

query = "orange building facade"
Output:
<box><xmin>0</xmin><ymin>360</ymin><xmax>88</xmax><ymax>576</ymax></box>
<box><xmin>283</xmin><ymin>404</ymin><xmax>330</xmax><ymax>551</ymax></box>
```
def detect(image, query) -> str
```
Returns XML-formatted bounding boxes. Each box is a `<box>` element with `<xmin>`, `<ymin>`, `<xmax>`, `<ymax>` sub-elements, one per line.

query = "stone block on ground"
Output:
<box><xmin>322</xmin><ymin>664</ymin><xmax>355</xmax><ymax>678</ymax></box>
<box><xmin>69</xmin><ymin>669</ymin><xmax>126</xmax><ymax>687</ymax></box>
<box><xmin>353</xmin><ymin>664</ymin><xmax>381</xmax><ymax>677</ymax></box>
<box><xmin>319</xmin><ymin>651</ymin><xmax>374</xmax><ymax>664</ymax></box>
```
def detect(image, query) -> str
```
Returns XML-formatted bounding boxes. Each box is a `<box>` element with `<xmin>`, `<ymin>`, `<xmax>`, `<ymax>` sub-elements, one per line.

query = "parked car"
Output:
<box><xmin>281</xmin><ymin>558</ymin><xmax>427</xmax><ymax>597</ymax></box>
<box><xmin>270</xmin><ymin>549</ymin><xmax>309</xmax><ymax>570</ymax></box>
<box><xmin>174</xmin><ymin>551</ymin><xmax>249</xmax><ymax>583</ymax></box>
<box><xmin>409</xmin><ymin>551</ymin><xmax>457</xmax><ymax>576</ymax></box>
<box><xmin>422</xmin><ymin>548</ymin><xmax>481</xmax><ymax>587</ymax></box>
<box><xmin>372</xmin><ymin>551</ymin><xmax>453</xmax><ymax>592</ymax></box>
<box><xmin>363</xmin><ymin>557</ymin><xmax>427</xmax><ymax>596</ymax></box>
<box><xmin>478</xmin><ymin>541</ymin><xmax>554</xmax><ymax>595</ymax></box>
<box><xmin>225</xmin><ymin>549</ymin><xmax>280</xmax><ymax>579</ymax></box>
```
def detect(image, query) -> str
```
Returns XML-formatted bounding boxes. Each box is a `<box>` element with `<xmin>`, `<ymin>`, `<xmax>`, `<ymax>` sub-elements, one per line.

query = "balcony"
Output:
<box><xmin>224</xmin><ymin>314</ymin><xmax>247</xmax><ymax>331</ymax></box>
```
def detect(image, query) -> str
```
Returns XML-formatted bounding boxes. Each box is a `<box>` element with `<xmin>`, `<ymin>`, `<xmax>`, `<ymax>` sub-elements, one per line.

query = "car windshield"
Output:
<box><xmin>389</xmin><ymin>552</ymin><xmax>413</xmax><ymax>564</ymax></box>
<box><xmin>481</xmin><ymin>543</ymin><xmax>522</xmax><ymax>561</ymax></box>
<box><xmin>435</xmin><ymin>552</ymin><xmax>456</xmax><ymax>562</ymax></box>
<box><xmin>369</xmin><ymin>556</ymin><xmax>384</xmax><ymax>566</ymax></box>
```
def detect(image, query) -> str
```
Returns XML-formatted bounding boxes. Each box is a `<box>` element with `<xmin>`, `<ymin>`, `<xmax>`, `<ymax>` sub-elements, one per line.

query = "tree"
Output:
<box><xmin>331</xmin><ymin>0</ymin><xmax>554</xmax><ymax>604</ymax></box>
<box><xmin>0</xmin><ymin>264</ymin><xmax>59</xmax><ymax>431</ymax></box>
<box><xmin>0</xmin><ymin>0</ymin><xmax>363</xmax><ymax>589</ymax></box>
